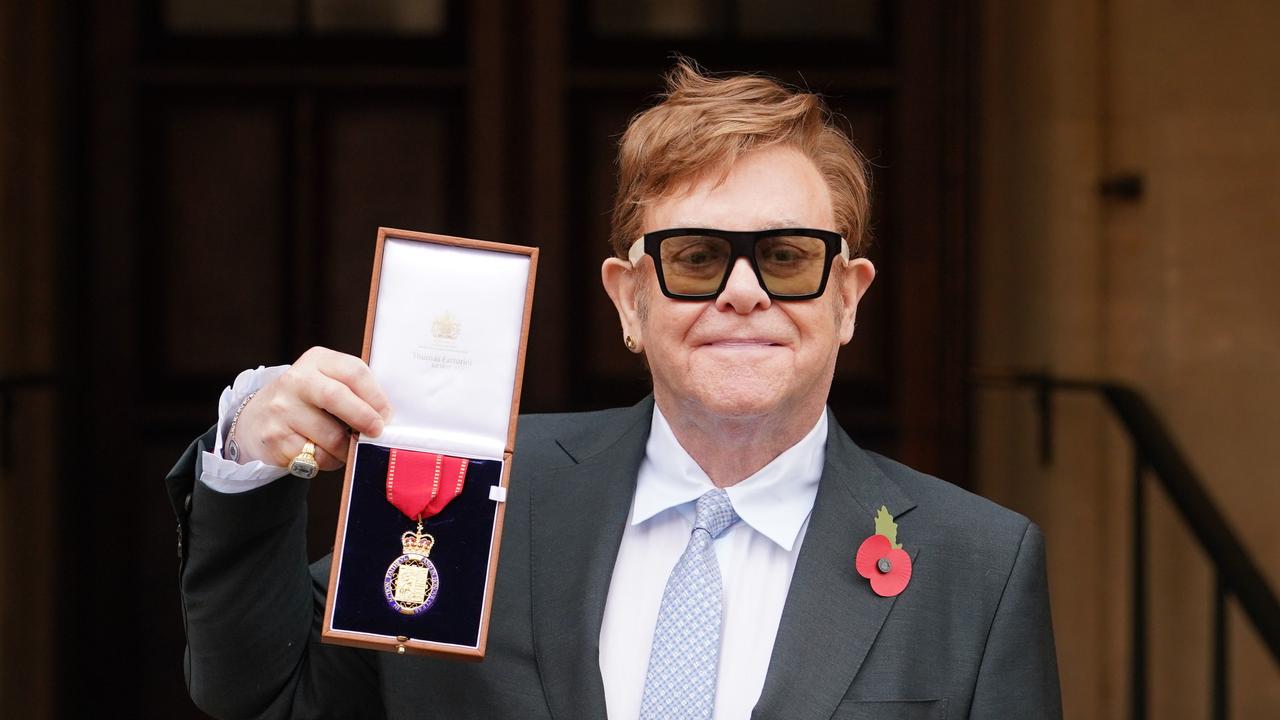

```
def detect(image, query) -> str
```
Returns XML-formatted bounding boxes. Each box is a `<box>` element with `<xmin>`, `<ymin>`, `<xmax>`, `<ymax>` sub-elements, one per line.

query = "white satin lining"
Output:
<box><xmin>362</xmin><ymin>237</ymin><xmax>531</xmax><ymax>460</ymax></box>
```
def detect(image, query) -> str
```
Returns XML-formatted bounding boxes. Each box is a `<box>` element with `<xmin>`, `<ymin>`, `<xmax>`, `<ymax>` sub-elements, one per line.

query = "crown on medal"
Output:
<box><xmin>432</xmin><ymin>312</ymin><xmax>460</xmax><ymax>340</ymax></box>
<box><xmin>401</xmin><ymin>531</ymin><xmax>435</xmax><ymax>556</ymax></box>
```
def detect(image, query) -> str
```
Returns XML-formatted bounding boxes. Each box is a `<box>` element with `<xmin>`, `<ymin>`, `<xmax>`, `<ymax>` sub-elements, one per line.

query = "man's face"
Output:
<box><xmin>602</xmin><ymin>145</ymin><xmax>876</xmax><ymax>424</ymax></box>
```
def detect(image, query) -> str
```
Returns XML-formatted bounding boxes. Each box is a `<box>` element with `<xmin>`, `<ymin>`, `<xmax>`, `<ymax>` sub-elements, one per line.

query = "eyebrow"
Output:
<box><xmin>664</xmin><ymin>218</ymin><xmax>810</xmax><ymax>230</ymax></box>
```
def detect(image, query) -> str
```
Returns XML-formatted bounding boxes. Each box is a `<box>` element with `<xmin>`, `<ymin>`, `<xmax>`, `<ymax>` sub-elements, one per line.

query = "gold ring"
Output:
<box><xmin>289</xmin><ymin>440</ymin><xmax>320</xmax><ymax>479</ymax></box>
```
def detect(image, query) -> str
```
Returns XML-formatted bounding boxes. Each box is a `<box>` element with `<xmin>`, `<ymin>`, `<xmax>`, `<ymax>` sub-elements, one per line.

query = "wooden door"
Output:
<box><xmin>47</xmin><ymin>0</ymin><xmax>972</xmax><ymax>715</ymax></box>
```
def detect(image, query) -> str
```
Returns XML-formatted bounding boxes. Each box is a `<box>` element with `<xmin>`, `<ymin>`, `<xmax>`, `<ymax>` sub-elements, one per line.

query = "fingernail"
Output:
<box><xmin>370</xmin><ymin>419</ymin><xmax>385</xmax><ymax>437</ymax></box>
<box><xmin>382</xmin><ymin>405</ymin><xmax>395</xmax><ymax>422</ymax></box>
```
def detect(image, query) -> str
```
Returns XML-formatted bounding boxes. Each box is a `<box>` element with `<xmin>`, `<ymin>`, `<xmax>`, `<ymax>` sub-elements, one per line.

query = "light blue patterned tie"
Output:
<box><xmin>640</xmin><ymin>489</ymin><xmax>741</xmax><ymax>720</ymax></box>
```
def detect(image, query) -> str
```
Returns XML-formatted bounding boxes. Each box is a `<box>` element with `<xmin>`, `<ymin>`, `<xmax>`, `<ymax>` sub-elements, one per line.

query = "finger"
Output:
<box><xmin>286</xmin><ymin>404</ymin><xmax>356</xmax><ymax>466</ymax></box>
<box><xmin>301</xmin><ymin>374</ymin><xmax>387</xmax><ymax>437</ymax></box>
<box><xmin>316</xmin><ymin>352</ymin><xmax>393</xmax><ymax>421</ymax></box>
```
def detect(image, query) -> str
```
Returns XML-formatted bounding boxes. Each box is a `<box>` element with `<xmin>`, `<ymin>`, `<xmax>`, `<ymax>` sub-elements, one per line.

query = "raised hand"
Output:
<box><xmin>230</xmin><ymin>347</ymin><xmax>393</xmax><ymax>472</ymax></box>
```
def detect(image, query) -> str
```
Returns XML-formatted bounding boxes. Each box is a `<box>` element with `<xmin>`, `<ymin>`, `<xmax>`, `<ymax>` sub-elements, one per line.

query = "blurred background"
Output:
<box><xmin>1</xmin><ymin>0</ymin><xmax>1277</xmax><ymax>717</ymax></box>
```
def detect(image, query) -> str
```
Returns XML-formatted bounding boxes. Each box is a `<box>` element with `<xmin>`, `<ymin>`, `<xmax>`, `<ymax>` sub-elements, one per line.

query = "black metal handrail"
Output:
<box><xmin>977</xmin><ymin>371</ymin><xmax>1280</xmax><ymax>720</ymax></box>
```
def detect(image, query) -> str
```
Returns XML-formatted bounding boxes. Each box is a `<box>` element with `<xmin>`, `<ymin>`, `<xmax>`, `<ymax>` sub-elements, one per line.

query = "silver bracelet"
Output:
<box><xmin>225</xmin><ymin>390</ymin><xmax>257</xmax><ymax>463</ymax></box>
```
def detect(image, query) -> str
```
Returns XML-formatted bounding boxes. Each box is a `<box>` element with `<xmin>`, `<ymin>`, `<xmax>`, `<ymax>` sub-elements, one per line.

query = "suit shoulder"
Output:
<box><xmin>867</xmin><ymin>451</ymin><xmax>1036</xmax><ymax>554</ymax></box>
<box><xmin>513</xmin><ymin>406</ymin><xmax>646</xmax><ymax>466</ymax></box>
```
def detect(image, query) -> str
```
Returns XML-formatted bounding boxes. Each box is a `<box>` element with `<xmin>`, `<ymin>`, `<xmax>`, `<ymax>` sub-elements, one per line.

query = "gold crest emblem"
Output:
<box><xmin>383</xmin><ymin>528</ymin><xmax>440</xmax><ymax>615</ymax></box>
<box><xmin>431</xmin><ymin>312</ymin><xmax>461</xmax><ymax>341</ymax></box>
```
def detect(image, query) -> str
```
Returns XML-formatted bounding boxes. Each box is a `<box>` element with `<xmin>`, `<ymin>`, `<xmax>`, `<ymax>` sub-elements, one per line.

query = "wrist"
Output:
<box><xmin>224</xmin><ymin>391</ymin><xmax>257</xmax><ymax>462</ymax></box>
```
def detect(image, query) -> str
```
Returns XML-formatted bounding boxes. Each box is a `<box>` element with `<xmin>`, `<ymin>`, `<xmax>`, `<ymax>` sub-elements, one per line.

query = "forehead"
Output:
<box><xmin>644</xmin><ymin>145</ymin><xmax>835</xmax><ymax>232</ymax></box>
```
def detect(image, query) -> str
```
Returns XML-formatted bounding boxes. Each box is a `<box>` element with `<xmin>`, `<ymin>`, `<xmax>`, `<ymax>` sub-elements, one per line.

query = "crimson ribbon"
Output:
<box><xmin>385</xmin><ymin>449</ymin><xmax>469</xmax><ymax>521</ymax></box>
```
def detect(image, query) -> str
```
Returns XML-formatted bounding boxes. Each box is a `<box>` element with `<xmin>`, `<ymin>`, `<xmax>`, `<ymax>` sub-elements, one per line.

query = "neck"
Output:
<box><xmin>655</xmin><ymin>392</ymin><xmax>827</xmax><ymax>488</ymax></box>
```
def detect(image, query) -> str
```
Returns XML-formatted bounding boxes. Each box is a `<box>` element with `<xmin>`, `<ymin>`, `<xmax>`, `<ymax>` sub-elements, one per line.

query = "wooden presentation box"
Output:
<box><xmin>322</xmin><ymin>227</ymin><xmax>537</xmax><ymax>658</ymax></box>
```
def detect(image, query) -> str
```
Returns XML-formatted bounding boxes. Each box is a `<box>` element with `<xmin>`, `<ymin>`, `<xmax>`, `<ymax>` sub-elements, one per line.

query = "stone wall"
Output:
<box><xmin>977</xmin><ymin>1</ymin><xmax>1280</xmax><ymax>716</ymax></box>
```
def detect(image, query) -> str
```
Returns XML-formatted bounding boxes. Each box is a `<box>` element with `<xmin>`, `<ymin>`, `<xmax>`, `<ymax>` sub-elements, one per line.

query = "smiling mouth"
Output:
<box><xmin>704</xmin><ymin>339</ymin><xmax>782</xmax><ymax>347</ymax></box>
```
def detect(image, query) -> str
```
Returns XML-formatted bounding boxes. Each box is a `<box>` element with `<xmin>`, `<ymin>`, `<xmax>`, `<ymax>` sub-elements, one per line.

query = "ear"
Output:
<box><xmin>835</xmin><ymin>257</ymin><xmax>875</xmax><ymax>344</ymax></box>
<box><xmin>601</xmin><ymin>256</ymin><xmax>646</xmax><ymax>351</ymax></box>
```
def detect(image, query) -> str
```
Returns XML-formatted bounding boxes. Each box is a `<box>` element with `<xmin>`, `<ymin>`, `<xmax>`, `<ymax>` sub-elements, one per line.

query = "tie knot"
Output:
<box><xmin>693</xmin><ymin>489</ymin><xmax>739</xmax><ymax>539</ymax></box>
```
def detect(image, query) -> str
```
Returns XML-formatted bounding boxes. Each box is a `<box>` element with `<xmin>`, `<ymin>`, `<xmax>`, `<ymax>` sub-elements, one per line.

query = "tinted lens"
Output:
<box><xmin>755</xmin><ymin>235</ymin><xmax>828</xmax><ymax>296</ymax></box>
<box><xmin>658</xmin><ymin>234</ymin><xmax>732</xmax><ymax>296</ymax></box>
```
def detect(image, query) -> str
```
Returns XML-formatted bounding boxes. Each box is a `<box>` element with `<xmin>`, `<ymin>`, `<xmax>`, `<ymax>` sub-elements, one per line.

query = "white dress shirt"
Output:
<box><xmin>201</xmin><ymin>367</ymin><xmax>827</xmax><ymax>719</ymax></box>
<box><xmin>599</xmin><ymin>406</ymin><xmax>825</xmax><ymax>720</ymax></box>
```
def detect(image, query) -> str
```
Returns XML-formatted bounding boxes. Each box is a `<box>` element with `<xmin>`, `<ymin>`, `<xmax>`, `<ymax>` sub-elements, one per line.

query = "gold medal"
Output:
<box><xmin>383</xmin><ymin>521</ymin><xmax>440</xmax><ymax>615</ymax></box>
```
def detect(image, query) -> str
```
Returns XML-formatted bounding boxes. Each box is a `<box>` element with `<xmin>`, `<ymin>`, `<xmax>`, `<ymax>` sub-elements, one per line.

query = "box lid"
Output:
<box><xmin>361</xmin><ymin>230</ymin><xmax>535</xmax><ymax>459</ymax></box>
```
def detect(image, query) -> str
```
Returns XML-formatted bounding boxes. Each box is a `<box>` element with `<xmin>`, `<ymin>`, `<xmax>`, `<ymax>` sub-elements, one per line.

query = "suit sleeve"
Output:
<box><xmin>968</xmin><ymin>521</ymin><xmax>1063</xmax><ymax>719</ymax></box>
<box><xmin>166</xmin><ymin>428</ymin><xmax>384</xmax><ymax>719</ymax></box>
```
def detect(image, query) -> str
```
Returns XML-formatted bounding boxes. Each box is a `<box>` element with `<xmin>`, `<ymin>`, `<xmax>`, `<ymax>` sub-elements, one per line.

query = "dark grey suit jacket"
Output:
<box><xmin>166</xmin><ymin>397</ymin><xmax>1061</xmax><ymax>719</ymax></box>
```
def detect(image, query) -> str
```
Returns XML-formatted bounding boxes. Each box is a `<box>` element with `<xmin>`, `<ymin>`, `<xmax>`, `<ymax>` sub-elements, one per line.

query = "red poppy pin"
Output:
<box><xmin>855</xmin><ymin>505</ymin><xmax>912</xmax><ymax>597</ymax></box>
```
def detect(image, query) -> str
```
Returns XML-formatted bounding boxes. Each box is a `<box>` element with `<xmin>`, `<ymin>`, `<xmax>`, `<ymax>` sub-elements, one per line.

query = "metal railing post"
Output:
<box><xmin>1132</xmin><ymin>456</ymin><xmax>1147</xmax><ymax>720</ymax></box>
<box><xmin>1213</xmin><ymin>573</ymin><xmax>1228</xmax><ymax>720</ymax></box>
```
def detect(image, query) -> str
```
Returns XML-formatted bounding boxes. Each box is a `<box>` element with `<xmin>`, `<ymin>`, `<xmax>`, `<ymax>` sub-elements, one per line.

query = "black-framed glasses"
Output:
<box><xmin>627</xmin><ymin>228</ymin><xmax>851</xmax><ymax>300</ymax></box>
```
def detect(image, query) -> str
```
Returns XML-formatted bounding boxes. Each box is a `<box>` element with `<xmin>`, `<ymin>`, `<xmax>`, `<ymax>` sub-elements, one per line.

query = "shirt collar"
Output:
<box><xmin>631</xmin><ymin>405</ymin><xmax>827</xmax><ymax>551</ymax></box>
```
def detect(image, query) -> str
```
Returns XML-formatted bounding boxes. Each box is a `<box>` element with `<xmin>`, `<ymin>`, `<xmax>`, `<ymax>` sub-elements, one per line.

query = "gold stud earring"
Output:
<box><xmin>625</xmin><ymin>335</ymin><xmax>637</xmax><ymax>351</ymax></box>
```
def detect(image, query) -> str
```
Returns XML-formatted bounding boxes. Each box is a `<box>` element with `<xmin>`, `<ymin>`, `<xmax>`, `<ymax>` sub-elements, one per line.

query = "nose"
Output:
<box><xmin>714</xmin><ymin>257</ymin><xmax>771</xmax><ymax>314</ymax></box>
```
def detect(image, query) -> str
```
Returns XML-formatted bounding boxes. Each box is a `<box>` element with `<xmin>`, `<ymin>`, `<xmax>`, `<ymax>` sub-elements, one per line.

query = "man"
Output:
<box><xmin>167</xmin><ymin>62</ymin><xmax>1061</xmax><ymax>719</ymax></box>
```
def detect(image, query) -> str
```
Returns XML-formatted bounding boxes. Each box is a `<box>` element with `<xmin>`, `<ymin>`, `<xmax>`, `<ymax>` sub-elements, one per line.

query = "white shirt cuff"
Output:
<box><xmin>200</xmin><ymin>364</ymin><xmax>291</xmax><ymax>494</ymax></box>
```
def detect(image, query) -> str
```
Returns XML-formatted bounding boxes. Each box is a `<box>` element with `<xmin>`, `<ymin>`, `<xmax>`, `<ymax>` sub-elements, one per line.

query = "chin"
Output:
<box><xmin>677</xmin><ymin>371</ymin><xmax>794</xmax><ymax>420</ymax></box>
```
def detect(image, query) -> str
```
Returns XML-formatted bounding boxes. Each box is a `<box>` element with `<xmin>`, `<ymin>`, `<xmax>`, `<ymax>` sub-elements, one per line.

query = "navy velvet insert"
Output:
<box><xmin>331</xmin><ymin>443</ymin><xmax>502</xmax><ymax>647</ymax></box>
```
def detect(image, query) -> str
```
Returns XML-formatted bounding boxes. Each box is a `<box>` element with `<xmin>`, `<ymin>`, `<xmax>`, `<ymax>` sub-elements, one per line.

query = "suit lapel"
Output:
<box><xmin>529</xmin><ymin>400</ymin><xmax>653</xmax><ymax>720</ymax></box>
<box><xmin>753</xmin><ymin>415</ymin><xmax>917</xmax><ymax>720</ymax></box>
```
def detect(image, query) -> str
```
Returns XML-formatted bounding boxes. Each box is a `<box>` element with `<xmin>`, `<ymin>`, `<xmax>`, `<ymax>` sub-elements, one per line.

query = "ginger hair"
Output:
<box><xmin>609</xmin><ymin>59</ymin><xmax>872</xmax><ymax>258</ymax></box>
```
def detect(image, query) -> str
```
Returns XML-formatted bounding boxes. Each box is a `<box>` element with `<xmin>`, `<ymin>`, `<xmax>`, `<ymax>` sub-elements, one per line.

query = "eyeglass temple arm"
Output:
<box><xmin>627</xmin><ymin>236</ymin><xmax>646</xmax><ymax>264</ymax></box>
